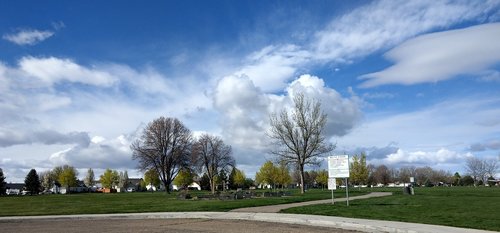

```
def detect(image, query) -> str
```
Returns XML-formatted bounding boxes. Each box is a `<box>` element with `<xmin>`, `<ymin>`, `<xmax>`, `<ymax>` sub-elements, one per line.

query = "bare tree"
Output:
<box><xmin>192</xmin><ymin>134</ymin><xmax>234</xmax><ymax>194</ymax></box>
<box><xmin>131</xmin><ymin>117</ymin><xmax>193</xmax><ymax>194</ymax></box>
<box><xmin>268</xmin><ymin>93</ymin><xmax>335</xmax><ymax>194</ymax></box>
<box><xmin>484</xmin><ymin>159</ymin><xmax>498</xmax><ymax>179</ymax></box>
<box><xmin>465</xmin><ymin>157</ymin><xmax>486</xmax><ymax>186</ymax></box>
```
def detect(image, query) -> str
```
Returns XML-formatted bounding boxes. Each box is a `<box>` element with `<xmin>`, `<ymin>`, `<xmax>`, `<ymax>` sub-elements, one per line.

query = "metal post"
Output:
<box><xmin>332</xmin><ymin>188</ymin><xmax>334</xmax><ymax>205</ymax></box>
<box><xmin>345</xmin><ymin>178</ymin><xmax>349</xmax><ymax>206</ymax></box>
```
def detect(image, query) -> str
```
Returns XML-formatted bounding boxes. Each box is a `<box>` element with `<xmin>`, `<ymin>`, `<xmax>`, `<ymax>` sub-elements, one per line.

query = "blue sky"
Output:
<box><xmin>1</xmin><ymin>0</ymin><xmax>499</xmax><ymax>182</ymax></box>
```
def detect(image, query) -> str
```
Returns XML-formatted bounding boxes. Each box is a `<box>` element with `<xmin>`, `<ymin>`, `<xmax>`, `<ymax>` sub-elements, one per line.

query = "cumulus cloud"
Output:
<box><xmin>235</xmin><ymin>45</ymin><xmax>311</xmax><ymax>92</ymax></box>
<box><xmin>360</xmin><ymin>23</ymin><xmax>500</xmax><ymax>87</ymax></box>
<box><xmin>49</xmin><ymin>133</ymin><xmax>137</xmax><ymax>170</ymax></box>
<box><xmin>376</xmin><ymin>148</ymin><xmax>472</xmax><ymax>166</ymax></box>
<box><xmin>3</xmin><ymin>28</ymin><xmax>54</xmax><ymax>45</ymax></box>
<box><xmin>213</xmin><ymin>74</ymin><xmax>362</xmax><ymax>150</ymax></box>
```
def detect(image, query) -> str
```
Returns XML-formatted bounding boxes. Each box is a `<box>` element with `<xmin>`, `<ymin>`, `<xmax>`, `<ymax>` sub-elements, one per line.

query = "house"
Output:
<box><xmin>60</xmin><ymin>180</ymin><xmax>88</xmax><ymax>194</ymax></box>
<box><xmin>125</xmin><ymin>178</ymin><xmax>143</xmax><ymax>192</ymax></box>
<box><xmin>6</xmin><ymin>183</ymin><xmax>24</xmax><ymax>195</ymax></box>
<box><xmin>172</xmin><ymin>182</ymin><xmax>201</xmax><ymax>191</ymax></box>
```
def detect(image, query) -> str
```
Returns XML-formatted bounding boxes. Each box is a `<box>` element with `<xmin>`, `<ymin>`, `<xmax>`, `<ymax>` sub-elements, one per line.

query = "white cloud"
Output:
<box><xmin>213</xmin><ymin>74</ymin><xmax>362</xmax><ymax>150</ymax></box>
<box><xmin>19</xmin><ymin>56</ymin><xmax>118</xmax><ymax>87</ymax></box>
<box><xmin>378</xmin><ymin>148</ymin><xmax>472</xmax><ymax>166</ymax></box>
<box><xmin>337</xmin><ymin>97</ymin><xmax>500</xmax><ymax>160</ymax></box>
<box><xmin>3</xmin><ymin>29</ymin><xmax>54</xmax><ymax>45</ymax></box>
<box><xmin>360</xmin><ymin>23</ymin><xmax>500</xmax><ymax>87</ymax></box>
<box><xmin>235</xmin><ymin>45</ymin><xmax>311</xmax><ymax>92</ymax></box>
<box><xmin>313</xmin><ymin>0</ymin><xmax>499</xmax><ymax>62</ymax></box>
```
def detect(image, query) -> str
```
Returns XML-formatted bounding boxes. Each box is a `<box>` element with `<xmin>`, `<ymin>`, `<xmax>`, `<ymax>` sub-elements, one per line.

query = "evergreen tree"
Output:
<box><xmin>0</xmin><ymin>168</ymin><xmax>6</xmax><ymax>195</ymax></box>
<box><xmin>24</xmin><ymin>169</ymin><xmax>41</xmax><ymax>195</ymax></box>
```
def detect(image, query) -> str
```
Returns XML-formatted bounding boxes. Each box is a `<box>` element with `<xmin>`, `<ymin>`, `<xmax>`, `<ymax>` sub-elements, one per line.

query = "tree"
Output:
<box><xmin>144</xmin><ymin>169</ymin><xmax>161</xmax><ymax>192</ymax></box>
<box><xmin>192</xmin><ymin>134</ymin><xmax>235</xmax><ymax>194</ymax></box>
<box><xmin>118</xmin><ymin>171</ymin><xmax>129</xmax><ymax>191</ymax></box>
<box><xmin>255</xmin><ymin>161</ymin><xmax>279</xmax><ymax>190</ymax></box>
<box><xmin>461</xmin><ymin>175</ymin><xmax>475</xmax><ymax>186</ymax></box>
<box><xmin>24</xmin><ymin>169</ymin><xmax>41</xmax><ymax>195</ymax></box>
<box><xmin>484</xmin><ymin>159</ymin><xmax>498</xmax><ymax>180</ymax></box>
<box><xmin>350</xmin><ymin>153</ymin><xmax>369</xmax><ymax>185</ymax></box>
<box><xmin>276</xmin><ymin>162</ymin><xmax>292</xmax><ymax>189</ymax></box>
<box><xmin>84</xmin><ymin>168</ymin><xmax>95</xmax><ymax>191</ymax></box>
<box><xmin>39</xmin><ymin>171</ymin><xmax>55</xmax><ymax>192</ymax></box>
<box><xmin>0</xmin><ymin>168</ymin><xmax>6</xmax><ymax>195</ymax></box>
<box><xmin>199</xmin><ymin>173</ymin><xmax>211</xmax><ymax>191</ymax></box>
<box><xmin>268</xmin><ymin>93</ymin><xmax>335</xmax><ymax>194</ymax></box>
<box><xmin>453</xmin><ymin>172</ymin><xmax>461</xmax><ymax>186</ymax></box>
<box><xmin>373</xmin><ymin>165</ymin><xmax>391</xmax><ymax>185</ymax></box>
<box><xmin>58</xmin><ymin>166</ymin><xmax>78</xmax><ymax>194</ymax></box>
<box><xmin>131</xmin><ymin>117</ymin><xmax>193</xmax><ymax>194</ymax></box>
<box><xmin>173</xmin><ymin>168</ymin><xmax>194</xmax><ymax>191</ymax></box>
<box><xmin>100</xmin><ymin>169</ymin><xmax>119</xmax><ymax>189</ymax></box>
<box><xmin>465</xmin><ymin>157</ymin><xmax>486</xmax><ymax>186</ymax></box>
<box><xmin>233</xmin><ymin>169</ymin><xmax>246</xmax><ymax>189</ymax></box>
<box><xmin>316</xmin><ymin>169</ymin><xmax>328</xmax><ymax>190</ymax></box>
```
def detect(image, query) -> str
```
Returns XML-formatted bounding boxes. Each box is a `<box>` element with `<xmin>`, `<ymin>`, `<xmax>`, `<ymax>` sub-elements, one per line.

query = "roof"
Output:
<box><xmin>6</xmin><ymin>183</ymin><xmax>24</xmax><ymax>190</ymax></box>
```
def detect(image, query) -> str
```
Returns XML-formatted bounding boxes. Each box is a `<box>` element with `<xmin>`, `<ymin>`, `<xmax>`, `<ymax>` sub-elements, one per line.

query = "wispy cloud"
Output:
<box><xmin>3</xmin><ymin>29</ymin><xmax>54</xmax><ymax>45</ymax></box>
<box><xmin>360</xmin><ymin>23</ymin><xmax>500</xmax><ymax>87</ymax></box>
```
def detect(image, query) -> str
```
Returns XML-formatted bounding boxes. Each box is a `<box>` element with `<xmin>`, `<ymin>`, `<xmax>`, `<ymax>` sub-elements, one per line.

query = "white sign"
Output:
<box><xmin>410</xmin><ymin>177</ymin><xmax>415</xmax><ymax>183</ymax></box>
<box><xmin>328</xmin><ymin>155</ymin><xmax>350</xmax><ymax>178</ymax></box>
<box><xmin>328</xmin><ymin>178</ymin><xmax>337</xmax><ymax>190</ymax></box>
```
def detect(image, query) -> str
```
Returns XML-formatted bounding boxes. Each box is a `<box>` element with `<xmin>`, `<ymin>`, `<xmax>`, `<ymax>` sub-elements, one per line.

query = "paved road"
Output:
<box><xmin>0</xmin><ymin>218</ymin><xmax>360</xmax><ymax>233</ymax></box>
<box><xmin>231</xmin><ymin>192</ymin><xmax>392</xmax><ymax>213</ymax></box>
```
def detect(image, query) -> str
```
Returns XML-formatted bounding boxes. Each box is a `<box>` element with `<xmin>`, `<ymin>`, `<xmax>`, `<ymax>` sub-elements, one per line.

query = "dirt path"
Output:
<box><xmin>230</xmin><ymin>192</ymin><xmax>392</xmax><ymax>213</ymax></box>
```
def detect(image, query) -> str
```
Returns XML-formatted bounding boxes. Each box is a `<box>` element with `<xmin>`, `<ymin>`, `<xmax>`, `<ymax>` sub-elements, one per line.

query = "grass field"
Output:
<box><xmin>0</xmin><ymin>189</ymin><xmax>366</xmax><ymax>216</ymax></box>
<box><xmin>282</xmin><ymin>187</ymin><xmax>500</xmax><ymax>231</ymax></box>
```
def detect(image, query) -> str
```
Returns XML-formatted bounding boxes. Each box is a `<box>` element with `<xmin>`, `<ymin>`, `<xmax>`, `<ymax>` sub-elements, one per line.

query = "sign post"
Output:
<box><xmin>328</xmin><ymin>155</ymin><xmax>350</xmax><ymax>206</ymax></box>
<box><xmin>328</xmin><ymin>178</ymin><xmax>336</xmax><ymax>204</ymax></box>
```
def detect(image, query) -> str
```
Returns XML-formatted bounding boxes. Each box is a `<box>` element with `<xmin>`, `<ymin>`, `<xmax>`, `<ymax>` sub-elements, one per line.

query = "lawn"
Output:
<box><xmin>282</xmin><ymin>186</ymin><xmax>500</xmax><ymax>231</ymax></box>
<box><xmin>0</xmin><ymin>189</ymin><xmax>367</xmax><ymax>216</ymax></box>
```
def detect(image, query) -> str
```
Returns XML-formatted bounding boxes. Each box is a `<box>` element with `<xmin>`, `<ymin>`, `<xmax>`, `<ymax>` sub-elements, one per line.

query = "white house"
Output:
<box><xmin>172</xmin><ymin>182</ymin><xmax>201</xmax><ymax>191</ymax></box>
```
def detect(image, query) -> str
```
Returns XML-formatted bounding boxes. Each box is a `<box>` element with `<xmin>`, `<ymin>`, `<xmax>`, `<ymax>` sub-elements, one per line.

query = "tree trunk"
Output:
<box><xmin>300</xmin><ymin>167</ymin><xmax>305</xmax><ymax>194</ymax></box>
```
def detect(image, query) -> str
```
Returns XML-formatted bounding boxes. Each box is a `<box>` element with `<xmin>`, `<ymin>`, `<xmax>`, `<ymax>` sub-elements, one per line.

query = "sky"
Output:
<box><xmin>1</xmin><ymin>0</ymin><xmax>499</xmax><ymax>182</ymax></box>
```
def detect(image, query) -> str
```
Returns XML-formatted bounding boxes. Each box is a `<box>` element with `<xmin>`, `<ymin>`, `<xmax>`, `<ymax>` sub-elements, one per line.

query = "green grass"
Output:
<box><xmin>282</xmin><ymin>187</ymin><xmax>500</xmax><ymax>231</ymax></box>
<box><xmin>0</xmin><ymin>189</ymin><xmax>366</xmax><ymax>216</ymax></box>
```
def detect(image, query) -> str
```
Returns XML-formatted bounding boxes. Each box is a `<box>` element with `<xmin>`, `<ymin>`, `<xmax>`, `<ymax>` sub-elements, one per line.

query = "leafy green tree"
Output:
<box><xmin>24</xmin><ymin>169</ymin><xmax>41</xmax><ymax>195</ymax></box>
<box><xmin>100</xmin><ymin>169</ymin><xmax>119</xmax><ymax>189</ymax></box>
<box><xmin>84</xmin><ymin>168</ymin><xmax>95</xmax><ymax>191</ymax></box>
<box><xmin>276</xmin><ymin>162</ymin><xmax>291</xmax><ymax>189</ymax></box>
<box><xmin>0</xmin><ymin>168</ymin><xmax>6</xmax><ymax>195</ymax></box>
<box><xmin>59</xmin><ymin>166</ymin><xmax>78</xmax><ymax>194</ymax></box>
<box><xmin>255</xmin><ymin>161</ymin><xmax>279</xmax><ymax>190</ymax></box>
<box><xmin>316</xmin><ymin>170</ymin><xmax>328</xmax><ymax>189</ymax></box>
<box><xmin>173</xmin><ymin>169</ymin><xmax>194</xmax><ymax>190</ymax></box>
<box><xmin>233</xmin><ymin>169</ymin><xmax>246</xmax><ymax>189</ymax></box>
<box><xmin>350</xmin><ymin>153</ymin><xmax>369</xmax><ymax>185</ymax></box>
<box><xmin>144</xmin><ymin>169</ymin><xmax>161</xmax><ymax>192</ymax></box>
